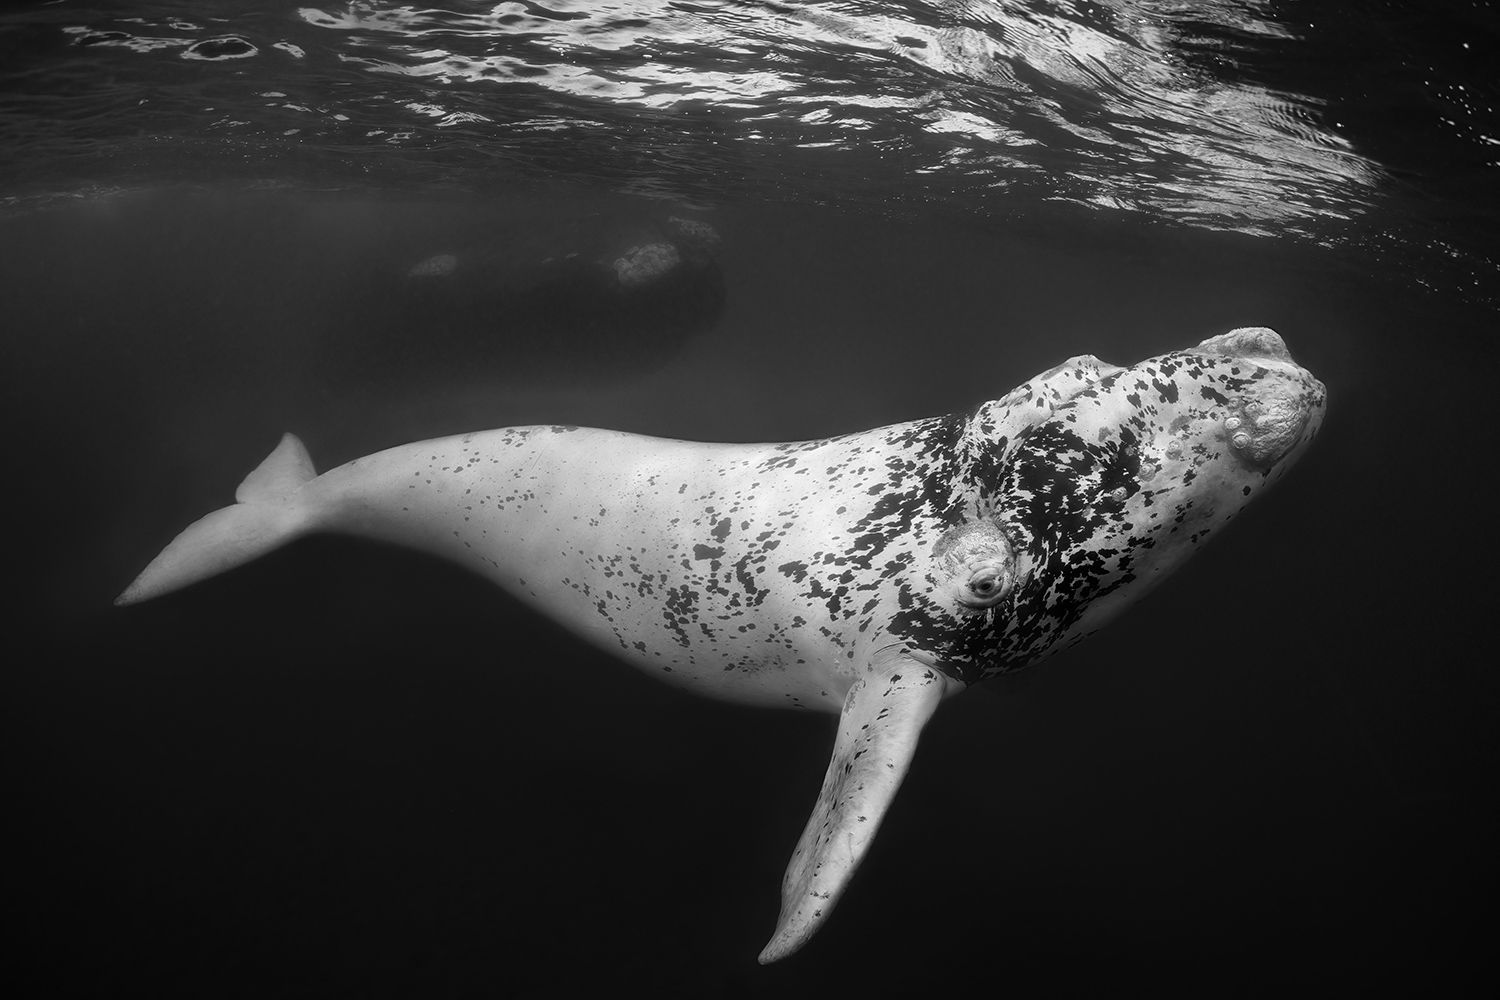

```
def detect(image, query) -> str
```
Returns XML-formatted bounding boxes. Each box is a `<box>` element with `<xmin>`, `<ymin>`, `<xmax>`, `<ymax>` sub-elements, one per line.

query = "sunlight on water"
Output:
<box><xmin>14</xmin><ymin>1</ymin><xmax>1374</xmax><ymax>236</ymax></box>
<box><xmin>278</xmin><ymin>0</ymin><xmax>1380</xmax><ymax>235</ymax></box>
<box><xmin>0</xmin><ymin>1</ymin><xmax>1495</xmax><ymax>303</ymax></box>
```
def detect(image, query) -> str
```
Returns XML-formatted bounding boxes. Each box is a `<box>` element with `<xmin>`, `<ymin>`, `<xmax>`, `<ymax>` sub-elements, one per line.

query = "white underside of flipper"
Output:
<box><xmin>759</xmin><ymin>648</ymin><xmax>959</xmax><ymax>963</ymax></box>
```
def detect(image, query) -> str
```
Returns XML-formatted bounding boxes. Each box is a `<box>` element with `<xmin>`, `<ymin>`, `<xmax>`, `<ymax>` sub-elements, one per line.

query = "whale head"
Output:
<box><xmin>911</xmin><ymin>327</ymin><xmax>1326</xmax><ymax>680</ymax></box>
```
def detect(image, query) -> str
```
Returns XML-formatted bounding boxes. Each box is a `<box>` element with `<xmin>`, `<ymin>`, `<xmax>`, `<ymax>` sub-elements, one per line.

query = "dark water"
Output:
<box><xmin>4</xmin><ymin>1</ymin><xmax>1497</xmax><ymax>995</ymax></box>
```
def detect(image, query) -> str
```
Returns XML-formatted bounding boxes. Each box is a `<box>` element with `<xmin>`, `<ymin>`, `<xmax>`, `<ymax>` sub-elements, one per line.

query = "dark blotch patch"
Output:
<box><xmin>183</xmin><ymin>36</ymin><xmax>257</xmax><ymax>60</ymax></box>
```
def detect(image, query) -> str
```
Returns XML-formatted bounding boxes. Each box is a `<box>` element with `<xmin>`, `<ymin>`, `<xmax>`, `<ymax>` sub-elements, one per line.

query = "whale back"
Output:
<box><xmin>305</xmin><ymin>420</ymin><xmax>962</xmax><ymax>708</ymax></box>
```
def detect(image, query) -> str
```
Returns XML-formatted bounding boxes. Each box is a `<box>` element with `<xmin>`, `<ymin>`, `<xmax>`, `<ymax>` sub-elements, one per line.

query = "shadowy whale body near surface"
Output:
<box><xmin>117</xmin><ymin>326</ymin><xmax>1326</xmax><ymax>962</ymax></box>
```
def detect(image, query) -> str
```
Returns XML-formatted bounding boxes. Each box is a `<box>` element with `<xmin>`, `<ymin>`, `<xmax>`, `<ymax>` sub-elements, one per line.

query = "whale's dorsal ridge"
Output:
<box><xmin>758</xmin><ymin>648</ymin><xmax>960</xmax><ymax>964</ymax></box>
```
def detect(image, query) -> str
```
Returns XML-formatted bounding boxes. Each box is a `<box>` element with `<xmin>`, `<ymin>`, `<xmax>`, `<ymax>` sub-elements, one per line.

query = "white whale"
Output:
<box><xmin>117</xmin><ymin>326</ymin><xmax>1326</xmax><ymax>962</ymax></box>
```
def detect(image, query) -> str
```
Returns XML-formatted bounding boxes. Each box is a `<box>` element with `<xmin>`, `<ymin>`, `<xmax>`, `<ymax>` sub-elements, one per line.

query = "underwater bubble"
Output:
<box><xmin>406</xmin><ymin>254</ymin><xmax>460</xmax><ymax>278</ymax></box>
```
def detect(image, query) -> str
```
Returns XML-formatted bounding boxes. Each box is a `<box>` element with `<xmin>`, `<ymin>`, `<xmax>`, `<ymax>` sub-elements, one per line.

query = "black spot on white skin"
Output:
<box><xmin>797</xmin><ymin>352</ymin><xmax>1309</xmax><ymax>685</ymax></box>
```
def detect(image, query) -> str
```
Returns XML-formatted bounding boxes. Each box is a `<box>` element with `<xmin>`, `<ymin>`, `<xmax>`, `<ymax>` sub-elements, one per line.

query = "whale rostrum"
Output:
<box><xmin>117</xmin><ymin>327</ymin><xmax>1327</xmax><ymax>962</ymax></box>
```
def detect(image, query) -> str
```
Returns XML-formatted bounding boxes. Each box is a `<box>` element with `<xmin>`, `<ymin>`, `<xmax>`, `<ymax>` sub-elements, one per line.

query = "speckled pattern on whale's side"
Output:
<box><xmin>304</xmin><ymin>353</ymin><xmax>1131</xmax><ymax>707</ymax></box>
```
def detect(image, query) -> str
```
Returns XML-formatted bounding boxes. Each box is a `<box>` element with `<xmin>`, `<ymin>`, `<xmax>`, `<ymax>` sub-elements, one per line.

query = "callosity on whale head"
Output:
<box><xmin>902</xmin><ymin>325</ymin><xmax>1327</xmax><ymax>682</ymax></box>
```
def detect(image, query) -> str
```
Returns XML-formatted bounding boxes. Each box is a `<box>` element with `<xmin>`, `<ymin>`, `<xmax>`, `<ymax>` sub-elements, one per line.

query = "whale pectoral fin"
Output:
<box><xmin>758</xmin><ymin>653</ymin><xmax>956</xmax><ymax>964</ymax></box>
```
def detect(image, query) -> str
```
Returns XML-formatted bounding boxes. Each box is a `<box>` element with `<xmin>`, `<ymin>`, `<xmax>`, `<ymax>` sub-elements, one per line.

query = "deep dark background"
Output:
<box><xmin>4</xmin><ymin>191</ymin><xmax>1496</xmax><ymax>996</ymax></box>
<box><xmin>5</xmin><ymin>0</ymin><xmax>1500</xmax><ymax>995</ymax></box>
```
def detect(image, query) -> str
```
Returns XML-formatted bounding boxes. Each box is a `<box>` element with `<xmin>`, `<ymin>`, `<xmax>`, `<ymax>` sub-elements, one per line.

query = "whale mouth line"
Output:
<box><xmin>898</xmin><ymin>646</ymin><xmax>945</xmax><ymax>672</ymax></box>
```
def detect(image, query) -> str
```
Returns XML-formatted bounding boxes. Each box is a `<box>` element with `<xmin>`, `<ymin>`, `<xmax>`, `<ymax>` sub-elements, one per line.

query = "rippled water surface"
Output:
<box><xmin>4</xmin><ymin>0</ymin><xmax>1497</xmax><ymax>288</ymax></box>
<box><xmin>5</xmin><ymin>1</ymin><xmax>1498</xmax><ymax>995</ymax></box>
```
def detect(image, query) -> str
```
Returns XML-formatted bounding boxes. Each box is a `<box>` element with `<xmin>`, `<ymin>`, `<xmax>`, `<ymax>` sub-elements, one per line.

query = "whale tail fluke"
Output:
<box><xmin>115</xmin><ymin>433</ymin><xmax>317</xmax><ymax>606</ymax></box>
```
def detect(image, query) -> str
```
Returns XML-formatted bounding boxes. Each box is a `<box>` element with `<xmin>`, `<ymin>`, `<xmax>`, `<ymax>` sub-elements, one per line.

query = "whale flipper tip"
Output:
<box><xmin>760</xmin><ymin>653</ymin><xmax>954</xmax><ymax>963</ymax></box>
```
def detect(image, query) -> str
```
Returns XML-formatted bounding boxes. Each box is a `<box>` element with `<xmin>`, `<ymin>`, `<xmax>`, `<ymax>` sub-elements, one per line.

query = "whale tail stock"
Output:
<box><xmin>115</xmin><ymin>433</ymin><xmax>317</xmax><ymax>606</ymax></box>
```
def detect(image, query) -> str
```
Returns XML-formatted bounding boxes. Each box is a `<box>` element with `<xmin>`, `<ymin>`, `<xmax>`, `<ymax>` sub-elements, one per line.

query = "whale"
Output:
<box><xmin>116</xmin><ymin>326</ymin><xmax>1327</xmax><ymax>962</ymax></box>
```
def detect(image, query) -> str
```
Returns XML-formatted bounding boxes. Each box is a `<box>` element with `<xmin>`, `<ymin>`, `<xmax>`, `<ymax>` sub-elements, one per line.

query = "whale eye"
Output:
<box><xmin>933</xmin><ymin>521</ymin><xmax>1017</xmax><ymax>611</ymax></box>
<box><xmin>959</xmin><ymin>562</ymin><xmax>1012</xmax><ymax>609</ymax></box>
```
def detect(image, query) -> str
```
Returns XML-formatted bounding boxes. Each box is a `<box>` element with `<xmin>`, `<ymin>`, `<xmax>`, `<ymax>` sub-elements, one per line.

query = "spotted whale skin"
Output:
<box><xmin>117</xmin><ymin>326</ymin><xmax>1326</xmax><ymax>962</ymax></box>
